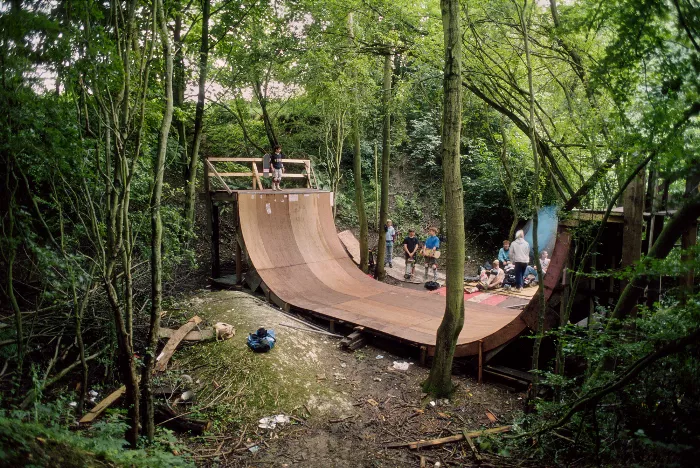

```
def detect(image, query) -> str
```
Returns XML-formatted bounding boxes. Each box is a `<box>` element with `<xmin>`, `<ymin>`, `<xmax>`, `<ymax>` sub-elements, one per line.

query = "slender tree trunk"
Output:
<box><xmin>518</xmin><ymin>0</ymin><xmax>547</xmax><ymax>403</ymax></box>
<box><xmin>423</xmin><ymin>0</ymin><xmax>464</xmax><ymax>397</ymax></box>
<box><xmin>6</xmin><ymin>176</ymin><xmax>23</xmax><ymax>374</ymax></box>
<box><xmin>173</xmin><ymin>8</ymin><xmax>188</xmax><ymax>178</ymax></box>
<box><xmin>347</xmin><ymin>13</ymin><xmax>368</xmax><ymax>272</ymax></box>
<box><xmin>374</xmin><ymin>142</ymin><xmax>379</xmax><ymax>228</ymax></box>
<box><xmin>376</xmin><ymin>54</ymin><xmax>392</xmax><ymax>279</ymax></box>
<box><xmin>354</xmin><ymin>125</ymin><xmax>369</xmax><ymax>272</ymax></box>
<box><xmin>142</xmin><ymin>0</ymin><xmax>174</xmax><ymax>441</ymax></box>
<box><xmin>254</xmin><ymin>79</ymin><xmax>278</xmax><ymax>149</ymax></box>
<box><xmin>497</xmin><ymin>118</ymin><xmax>518</xmax><ymax>239</ymax></box>
<box><xmin>185</xmin><ymin>0</ymin><xmax>209</xmax><ymax>235</ymax></box>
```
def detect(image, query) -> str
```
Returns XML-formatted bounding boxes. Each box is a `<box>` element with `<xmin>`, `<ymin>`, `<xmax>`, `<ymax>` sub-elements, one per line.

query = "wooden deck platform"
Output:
<box><xmin>233</xmin><ymin>190</ymin><xmax>571</xmax><ymax>357</ymax></box>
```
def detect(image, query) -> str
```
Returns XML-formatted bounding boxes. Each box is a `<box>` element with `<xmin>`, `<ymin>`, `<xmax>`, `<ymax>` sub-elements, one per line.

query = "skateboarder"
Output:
<box><xmin>270</xmin><ymin>145</ymin><xmax>285</xmax><ymax>190</ymax></box>
<box><xmin>422</xmin><ymin>227</ymin><xmax>440</xmax><ymax>281</ymax></box>
<box><xmin>402</xmin><ymin>229</ymin><xmax>419</xmax><ymax>278</ymax></box>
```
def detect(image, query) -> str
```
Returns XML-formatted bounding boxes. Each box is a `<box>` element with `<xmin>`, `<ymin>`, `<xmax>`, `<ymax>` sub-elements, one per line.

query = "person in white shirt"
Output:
<box><xmin>477</xmin><ymin>260</ymin><xmax>505</xmax><ymax>290</ymax></box>
<box><xmin>509</xmin><ymin>230</ymin><xmax>530</xmax><ymax>292</ymax></box>
<box><xmin>384</xmin><ymin>219</ymin><xmax>396</xmax><ymax>268</ymax></box>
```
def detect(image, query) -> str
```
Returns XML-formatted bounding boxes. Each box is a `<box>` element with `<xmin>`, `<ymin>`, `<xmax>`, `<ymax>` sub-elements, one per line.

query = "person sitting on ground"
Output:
<box><xmin>540</xmin><ymin>250</ymin><xmax>550</xmax><ymax>274</ymax></box>
<box><xmin>477</xmin><ymin>260</ymin><xmax>505</xmax><ymax>290</ymax></box>
<box><xmin>525</xmin><ymin>250</ymin><xmax>550</xmax><ymax>276</ymax></box>
<box><xmin>270</xmin><ymin>144</ymin><xmax>285</xmax><ymax>191</ymax></box>
<box><xmin>510</xmin><ymin>229</ymin><xmax>530</xmax><ymax>292</ymax></box>
<box><xmin>498</xmin><ymin>240</ymin><xmax>512</xmax><ymax>269</ymax></box>
<box><xmin>402</xmin><ymin>228</ymin><xmax>419</xmax><ymax>276</ymax></box>
<box><xmin>384</xmin><ymin>219</ymin><xmax>396</xmax><ymax>268</ymax></box>
<box><xmin>423</xmin><ymin>227</ymin><xmax>440</xmax><ymax>281</ymax></box>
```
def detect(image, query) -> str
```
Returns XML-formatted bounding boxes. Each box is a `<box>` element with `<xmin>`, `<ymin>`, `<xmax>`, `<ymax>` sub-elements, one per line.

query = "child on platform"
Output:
<box><xmin>423</xmin><ymin>227</ymin><xmax>440</xmax><ymax>281</ymax></box>
<box><xmin>402</xmin><ymin>228</ymin><xmax>419</xmax><ymax>276</ymax></box>
<box><xmin>498</xmin><ymin>240</ymin><xmax>511</xmax><ymax>269</ymax></box>
<box><xmin>384</xmin><ymin>219</ymin><xmax>396</xmax><ymax>268</ymax></box>
<box><xmin>270</xmin><ymin>145</ymin><xmax>285</xmax><ymax>191</ymax></box>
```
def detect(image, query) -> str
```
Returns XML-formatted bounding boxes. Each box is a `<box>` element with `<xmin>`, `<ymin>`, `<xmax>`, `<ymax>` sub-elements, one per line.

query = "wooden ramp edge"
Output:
<box><xmin>236</xmin><ymin>191</ymin><xmax>569</xmax><ymax>357</ymax></box>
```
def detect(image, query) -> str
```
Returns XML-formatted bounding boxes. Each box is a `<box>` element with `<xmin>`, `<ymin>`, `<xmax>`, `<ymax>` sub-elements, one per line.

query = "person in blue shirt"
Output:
<box><xmin>384</xmin><ymin>219</ymin><xmax>396</xmax><ymax>268</ymax></box>
<box><xmin>423</xmin><ymin>227</ymin><xmax>440</xmax><ymax>281</ymax></box>
<box><xmin>498</xmin><ymin>240</ymin><xmax>511</xmax><ymax>269</ymax></box>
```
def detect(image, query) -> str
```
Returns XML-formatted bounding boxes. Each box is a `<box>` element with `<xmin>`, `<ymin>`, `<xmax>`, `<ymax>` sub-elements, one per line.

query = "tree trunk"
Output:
<box><xmin>5</xmin><ymin>176</ymin><xmax>23</xmax><ymax>374</ymax></box>
<box><xmin>173</xmin><ymin>7</ymin><xmax>188</xmax><ymax>178</ymax></box>
<box><xmin>354</xmin><ymin>125</ymin><xmax>369</xmax><ymax>272</ymax></box>
<box><xmin>254</xmin><ymin>79</ymin><xmax>278</xmax><ymax>149</ymax></box>
<box><xmin>497</xmin><ymin>117</ymin><xmax>518</xmax><ymax>239</ymax></box>
<box><xmin>423</xmin><ymin>0</ymin><xmax>464</xmax><ymax>397</ymax></box>
<box><xmin>374</xmin><ymin>142</ymin><xmax>379</xmax><ymax>228</ymax></box>
<box><xmin>142</xmin><ymin>0</ymin><xmax>174</xmax><ymax>441</ymax></box>
<box><xmin>347</xmin><ymin>13</ymin><xmax>368</xmax><ymax>272</ymax></box>
<box><xmin>185</xmin><ymin>0</ymin><xmax>209</xmax><ymax>235</ymax></box>
<box><xmin>518</xmin><ymin>0</ymin><xmax>546</xmax><ymax>402</ymax></box>
<box><xmin>376</xmin><ymin>54</ymin><xmax>392</xmax><ymax>280</ymax></box>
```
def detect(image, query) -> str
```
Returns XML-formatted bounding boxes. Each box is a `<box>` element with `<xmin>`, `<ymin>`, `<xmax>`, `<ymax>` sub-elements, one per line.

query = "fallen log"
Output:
<box><xmin>385</xmin><ymin>426</ymin><xmax>511</xmax><ymax>449</ymax></box>
<box><xmin>155</xmin><ymin>315</ymin><xmax>202</xmax><ymax>372</ymax></box>
<box><xmin>155</xmin><ymin>404</ymin><xmax>211</xmax><ymax>435</ymax></box>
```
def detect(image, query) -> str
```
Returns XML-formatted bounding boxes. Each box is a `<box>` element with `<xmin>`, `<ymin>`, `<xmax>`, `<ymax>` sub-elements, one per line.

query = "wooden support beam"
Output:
<box><xmin>235</xmin><ymin>236</ymin><xmax>243</xmax><ymax>285</ymax></box>
<box><xmin>211</xmin><ymin>203</ymin><xmax>220</xmax><ymax>278</ymax></box>
<box><xmin>252</xmin><ymin>162</ymin><xmax>263</xmax><ymax>190</ymax></box>
<box><xmin>419</xmin><ymin>345</ymin><xmax>428</xmax><ymax>367</ymax></box>
<box><xmin>329</xmin><ymin>320</ymin><xmax>336</xmax><ymax>334</ymax></box>
<box><xmin>478</xmin><ymin>340</ymin><xmax>484</xmax><ymax>384</ymax></box>
<box><xmin>681</xmin><ymin>173</ymin><xmax>699</xmax><ymax>296</ymax></box>
<box><xmin>205</xmin><ymin>160</ymin><xmax>232</xmax><ymax>194</ymax></box>
<box><xmin>622</xmin><ymin>172</ymin><xmax>646</xmax><ymax>289</ymax></box>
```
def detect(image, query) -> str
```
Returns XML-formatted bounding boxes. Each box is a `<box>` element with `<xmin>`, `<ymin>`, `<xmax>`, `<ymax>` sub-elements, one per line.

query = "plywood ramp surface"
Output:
<box><xmin>237</xmin><ymin>191</ymin><xmax>547</xmax><ymax>357</ymax></box>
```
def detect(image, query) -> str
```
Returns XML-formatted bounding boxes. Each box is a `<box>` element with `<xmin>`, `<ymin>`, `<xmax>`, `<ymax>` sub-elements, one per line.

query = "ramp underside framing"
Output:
<box><xmin>236</xmin><ymin>190</ymin><xmax>535</xmax><ymax>357</ymax></box>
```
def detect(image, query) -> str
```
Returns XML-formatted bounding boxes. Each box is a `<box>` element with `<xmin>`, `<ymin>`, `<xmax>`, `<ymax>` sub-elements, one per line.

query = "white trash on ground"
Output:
<box><xmin>375</xmin><ymin>355</ymin><xmax>384</xmax><ymax>360</ymax></box>
<box><xmin>258</xmin><ymin>414</ymin><xmax>291</xmax><ymax>429</ymax></box>
<box><xmin>392</xmin><ymin>361</ymin><xmax>411</xmax><ymax>371</ymax></box>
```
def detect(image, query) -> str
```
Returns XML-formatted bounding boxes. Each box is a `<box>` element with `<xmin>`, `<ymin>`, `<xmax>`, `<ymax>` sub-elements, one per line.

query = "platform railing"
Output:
<box><xmin>205</xmin><ymin>157</ymin><xmax>318</xmax><ymax>193</ymax></box>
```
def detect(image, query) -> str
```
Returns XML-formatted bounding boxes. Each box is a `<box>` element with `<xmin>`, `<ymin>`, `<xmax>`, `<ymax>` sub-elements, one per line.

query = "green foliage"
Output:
<box><xmin>0</xmin><ymin>407</ymin><xmax>191</xmax><ymax>467</ymax></box>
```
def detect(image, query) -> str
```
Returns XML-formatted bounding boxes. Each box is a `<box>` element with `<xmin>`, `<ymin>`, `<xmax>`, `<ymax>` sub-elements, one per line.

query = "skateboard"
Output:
<box><xmin>421</xmin><ymin>248</ymin><xmax>441</xmax><ymax>259</ymax></box>
<box><xmin>404</xmin><ymin>257</ymin><xmax>416</xmax><ymax>279</ymax></box>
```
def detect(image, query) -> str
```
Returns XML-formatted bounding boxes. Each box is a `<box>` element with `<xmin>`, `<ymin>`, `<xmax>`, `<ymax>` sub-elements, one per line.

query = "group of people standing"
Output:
<box><xmin>477</xmin><ymin>230</ymin><xmax>550</xmax><ymax>292</ymax></box>
<box><xmin>384</xmin><ymin>220</ymin><xmax>441</xmax><ymax>281</ymax></box>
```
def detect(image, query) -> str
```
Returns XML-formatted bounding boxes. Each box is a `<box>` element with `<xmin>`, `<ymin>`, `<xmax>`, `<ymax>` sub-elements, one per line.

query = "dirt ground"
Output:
<box><xmin>164</xmin><ymin>289</ymin><xmax>527</xmax><ymax>467</ymax></box>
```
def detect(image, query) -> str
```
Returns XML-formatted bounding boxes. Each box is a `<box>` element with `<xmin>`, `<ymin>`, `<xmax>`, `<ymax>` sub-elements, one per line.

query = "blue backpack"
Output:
<box><xmin>247</xmin><ymin>328</ymin><xmax>276</xmax><ymax>352</ymax></box>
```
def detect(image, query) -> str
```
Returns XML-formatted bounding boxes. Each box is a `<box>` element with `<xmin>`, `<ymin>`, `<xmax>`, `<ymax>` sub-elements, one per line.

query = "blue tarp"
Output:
<box><xmin>522</xmin><ymin>205</ymin><xmax>559</xmax><ymax>257</ymax></box>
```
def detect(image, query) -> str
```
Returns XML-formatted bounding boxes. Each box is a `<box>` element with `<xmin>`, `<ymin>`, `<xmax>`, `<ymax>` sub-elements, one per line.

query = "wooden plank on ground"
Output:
<box><xmin>155</xmin><ymin>316</ymin><xmax>202</xmax><ymax>372</ymax></box>
<box><xmin>158</xmin><ymin>327</ymin><xmax>214</xmax><ymax>342</ymax></box>
<box><xmin>79</xmin><ymin>386</ymin><xmax>126</xmax><ymax>424</ymax></box>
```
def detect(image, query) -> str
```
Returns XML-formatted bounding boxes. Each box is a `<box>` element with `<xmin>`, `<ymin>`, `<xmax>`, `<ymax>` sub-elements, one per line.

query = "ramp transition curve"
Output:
<box><xmin>237</xmin><ymin>190</ymin><xmax>569</xmax><ymax>357</ymax></box>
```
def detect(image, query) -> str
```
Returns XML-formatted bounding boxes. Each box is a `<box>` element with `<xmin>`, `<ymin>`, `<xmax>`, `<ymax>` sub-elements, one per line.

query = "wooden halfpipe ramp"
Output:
<box><xmin>237</xmin><ymin>190</ymin><xmax>568</xmax><ymax>357</ymax></box>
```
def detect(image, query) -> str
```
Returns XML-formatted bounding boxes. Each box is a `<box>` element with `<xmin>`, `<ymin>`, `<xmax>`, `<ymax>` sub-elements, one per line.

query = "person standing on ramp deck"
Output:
<box><xmin>271</xmin><ymin>145</ymin><xmax>285</xmax><ymax>191</ymax></box>
<box><xmin>422</xmin><ymin>227</ymin><xmax>440</xmax><ymax>281</ymax></box>
<box><xmin>510</xmin><ymin>229</ymin><xmax>530</xmax><ymax>292</ymax></box>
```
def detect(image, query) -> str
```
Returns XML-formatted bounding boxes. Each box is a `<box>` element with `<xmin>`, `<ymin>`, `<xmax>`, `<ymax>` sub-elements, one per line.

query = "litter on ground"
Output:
<box><xmin>258</xmin><ymin>414</ymin><xmax>290</xmax><ymax>429</ymax></box>
<box><xmin>392</xmin><ymin>361</ymin><xmax>411</xmax><ymax>371</ymax></box>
